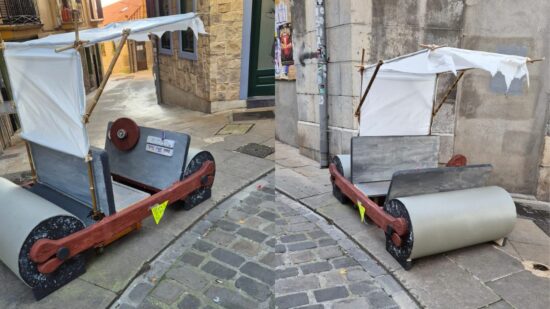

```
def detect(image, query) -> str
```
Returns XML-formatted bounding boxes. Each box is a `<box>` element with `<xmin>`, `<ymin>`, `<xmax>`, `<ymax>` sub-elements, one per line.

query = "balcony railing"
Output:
<box><xmin>0</xmin><ymin>0</ymin><xmax>40</xmax><ymax>25</ymax></box>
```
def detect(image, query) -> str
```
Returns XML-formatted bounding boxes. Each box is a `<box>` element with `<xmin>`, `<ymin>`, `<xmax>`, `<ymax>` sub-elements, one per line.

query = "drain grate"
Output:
<box><xmin>236</xmin><ymin>143</ymin><xmax>274</xmax><ymax>158</ymax></box>
<box><xmin>216</xmin><ymin>123</ymin><xmax>254</xmax><ymax>136</ymax></box>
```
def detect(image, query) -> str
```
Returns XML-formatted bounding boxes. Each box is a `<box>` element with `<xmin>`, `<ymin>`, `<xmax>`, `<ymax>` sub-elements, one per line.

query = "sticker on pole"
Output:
<box><xmin>357</xmin><ymin>201</ymin><xmax>366</xmax><ymax>223</ymax></box>
<box><xmin>151</xmin><ymin>200</ymin><xmax>169</xmax><ymax>224</ymax></box>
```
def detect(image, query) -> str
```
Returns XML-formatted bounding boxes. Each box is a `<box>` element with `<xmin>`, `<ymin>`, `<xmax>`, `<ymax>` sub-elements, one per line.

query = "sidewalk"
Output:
<box><xmin>0</xmin><ymin>72</ymin><xmax>275</xmax><ymax>308</ymax></box>
<box><xmin>275</xmin><ymin>142</ymin><xmax>550</xmax><ymax>309</ymax></box>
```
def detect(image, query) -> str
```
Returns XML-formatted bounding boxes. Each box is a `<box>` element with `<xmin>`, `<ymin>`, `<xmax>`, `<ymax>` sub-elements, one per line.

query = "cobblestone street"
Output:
<box><xmin>114</xmin><ymin>173</ymin><xmax>411</xmax><ymax>309</ymax></box>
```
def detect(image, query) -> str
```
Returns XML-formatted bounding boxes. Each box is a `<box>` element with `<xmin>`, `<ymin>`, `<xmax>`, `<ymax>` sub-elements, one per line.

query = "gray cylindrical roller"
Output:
<box><xmin>333</xmin><ymin>155</ymin><xmax>351</xmax><ymax>180</ymax></box>
<box><xmin>385</xmin><ymin>186</ymin><xmax>516</xmax><ymax>262</ymax></box>
<box><xmin>0</xmin><ymin>177</ymin><xmax>84</xmax><ymax>288</ymax></box>
<box><xmin>181</xmin><ymin>148</ymin><xmax>215</xmax><ymax>210</ymax></box>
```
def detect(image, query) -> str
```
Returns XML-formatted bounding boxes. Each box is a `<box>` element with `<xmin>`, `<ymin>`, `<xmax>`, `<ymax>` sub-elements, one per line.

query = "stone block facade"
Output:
<box><xmin>279</xmin><ymin>0</ymin><xmax>550</xmax><ymax>200</ymax></box>
<box><xmin>157</xmin><ymin>0</ymin><xmax>244</xmax><ymax>113</ymax></box>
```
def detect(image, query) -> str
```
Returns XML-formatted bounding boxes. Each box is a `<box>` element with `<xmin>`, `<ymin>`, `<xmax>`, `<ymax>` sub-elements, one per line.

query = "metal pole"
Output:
<box><xmin>316</xmin><ymin>0</ymin><xmax>329</xmax><ymax>168</ymax></box>
<box><xmin>83</xmin><ymin>29</ymin><xmax>132</xmax><ymax>123</ymax></box>
<box><xmin>149</xmin><ymin>33</ymin><xmax>162</xmax><ymax>105</ymax></box>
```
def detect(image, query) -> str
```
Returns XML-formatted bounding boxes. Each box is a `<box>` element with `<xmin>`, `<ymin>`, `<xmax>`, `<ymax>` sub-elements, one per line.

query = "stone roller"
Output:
<box><xmin>384</xmin><ymin>186</ymin><xmax>516</xmax><ymax>268</ymax></box>
<box><xmin>0</xmin><ymin>177</ymin><xmax>86</xmax><ymax>300</ymax></box>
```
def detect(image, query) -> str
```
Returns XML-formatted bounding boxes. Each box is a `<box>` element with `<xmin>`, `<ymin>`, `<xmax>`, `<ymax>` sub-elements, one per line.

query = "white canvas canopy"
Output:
<box><xmin>3</xmin><ymin>13</ymin><xmax>205</xmax><ymax>158</ymax></box>
<box><xmin>359</xmin><ymin>47</ymin><xmax>531</xmax><ymax>136</ymax></box>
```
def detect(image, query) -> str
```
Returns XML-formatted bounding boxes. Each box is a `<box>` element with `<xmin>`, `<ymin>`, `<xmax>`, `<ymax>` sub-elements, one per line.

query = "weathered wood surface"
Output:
<box><xmin>355</xmin><ymin>181</ymin><xmax>391</xmax><ymax>197</ymax></box>
<box><xmin>386</xmin><ymin>164</ymin><xmax>493</xmax><ymax>202</ymax></box>
<box><xmin>105</xmin><ymin>123</ymin><xmax>190</xmax><ymax>190</ymax></box>
<box><xmin>351</xmin><ymin>136</ymin><xmax>440</xmax><ymax>183</ymax></box>
<box><xmin>30</xmin><ymin>143</ymin><xmax>116</xmax><ymax>217</ymax></box>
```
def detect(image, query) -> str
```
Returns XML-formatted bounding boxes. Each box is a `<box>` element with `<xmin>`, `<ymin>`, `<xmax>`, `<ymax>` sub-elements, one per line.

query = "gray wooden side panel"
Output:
<box><xmin>30</xmin><ymin>143</ymin><xmax>115</xmax><ymax>216</ymax></box>
<box><xmin>386</xmin><ymin>164</ymin><xmax>493</xmax><ymax>201</ymax></box>
<box><xmin>351</xmin><ymin>136</ymin><xmax>440</xmax><ymax>183</ymax></box>
<box><xmin>105</xmin><ymin>124</ymin><xmax>190</xmax><ymax>190</ymax></box>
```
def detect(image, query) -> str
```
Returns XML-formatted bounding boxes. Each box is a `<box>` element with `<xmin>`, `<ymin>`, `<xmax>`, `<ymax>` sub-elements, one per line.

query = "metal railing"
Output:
<box><xmin>0</xmin><ymin>0</ymin><xmax>40</xmax><ymax>25</ymax></box>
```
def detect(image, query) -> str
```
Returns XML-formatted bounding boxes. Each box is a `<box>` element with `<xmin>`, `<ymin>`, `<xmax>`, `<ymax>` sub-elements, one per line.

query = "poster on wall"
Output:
<box><xmin>275</xmin><ymin>0</ymin><xmax>296</xmax><ymax>80</ymax></box>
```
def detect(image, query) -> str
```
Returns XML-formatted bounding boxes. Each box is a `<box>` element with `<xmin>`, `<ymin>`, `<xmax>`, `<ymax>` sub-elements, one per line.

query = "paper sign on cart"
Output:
<box><xmin>152</xmin><ymin>200</ymin><xmax>169</xmax><ymax>224</ymax></box>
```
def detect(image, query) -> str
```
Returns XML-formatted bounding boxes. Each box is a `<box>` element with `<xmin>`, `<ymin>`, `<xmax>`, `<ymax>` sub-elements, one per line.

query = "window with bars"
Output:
<box><xmin>179</xmin><ymin>0</ymin><xmax>197</xmax><ymax>60</ymax></box>
<box><xmin>0</xmin><ymin>0</ymin><xmax>40</xmax><ymax>25</ymax></box>
<box><xmin>158</xmin><ymin>0</ymin><xmax>172</xmax><ymax>54</ymax></box>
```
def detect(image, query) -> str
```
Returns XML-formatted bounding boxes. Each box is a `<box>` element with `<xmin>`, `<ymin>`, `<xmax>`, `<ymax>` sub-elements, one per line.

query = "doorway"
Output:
<box><xmin>248</xmin><ymin>0</ymin><xmax>275</xmax><ymax>97</ymax></box>
<box><xmin>135</xmin><ymin>42</ymin><xmax>148</xmax><ymax>71</ymax></box>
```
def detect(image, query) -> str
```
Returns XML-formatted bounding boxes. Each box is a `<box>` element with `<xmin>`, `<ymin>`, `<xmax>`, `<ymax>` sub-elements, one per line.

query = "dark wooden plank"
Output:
<box><xmin>351</xmin><ymin>136</ymin><xmax>440</xmax><ymax>183</ymax></box>
<box><xmin>386</xmin><ymin>164</ymin><xmax>493</xmax><ymax>202</ymax></box>
<box><xmin>30</xmin><ymin>143</ymin><xmax>116</xmax><ymax>216</ymax></box>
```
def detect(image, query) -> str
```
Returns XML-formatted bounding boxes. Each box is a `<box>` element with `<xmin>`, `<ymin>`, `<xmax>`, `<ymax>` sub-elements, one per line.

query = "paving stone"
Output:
<box><xmin>313</xmin><ymin>286</ymin><xmax>349</xmax><ymax>302</ymax></box>
<box><xmin>290</xmin><ymin>250</ymin><xmax>317</xmax><ymax>264</ymax></box>
<box><xmin>275</xmin><ymin>293</ymin><xmax>309</xmax><ymax>309</ymax></box>
<box><xmin>258</xmin><ymin>210</ymin><xmax>279</xmax><ymax>222</ymax></box>
<box><xmin>260</xmin><ymin>252</ymin><xmax>284</xmax><ymax>268</ymax></box>
<box><xmin>192</xmin><ymin>220</ymin><xmax>213</xmax><ymax>235</ymax></box>
<box><xmin>375</xmin><ymin>274</ymin><xmax>403</xmax><ymax>295</ymax></box>
<box><xmin>276</xmin><ymin>218</ymin><xmax>287</xmax><ymax>225</ymax></box>
<box><xmin>487</xmin><ymin>300</ymin><xmax>514</xmax><ymax>308</ymax></box>
<box><xmin>166</xmin><ymin>265</ymin><xmax>210</xmax><ymax>291</ymax></box>
<box><xmin>346</xmin><ymin>269</ymin><xmax>370</xmax><ymax>282</ymax></box>
<box><xmin>332</xmin><ymin>298</ymin><xmax>369</xmax><ymax>309</ymax></box>
<box><xmin>201</xmin><ymin>261</ymin><xmax>237</xmax><ymax>280</ymax></box>
<box><xmin>231</xmin><ymin>239</ymin><xmax>262</xmax><ymax>257</ymax></box>
<box><xmin>204</xmin><ymin>286</ymin><xmax>258</xmax><ymax>309</ymax></box>
<box><xmin>286</xmin><ymin>215</ymin><xmax>311</xmax><ymax>224</ymax></box>
<box><xmin>212</xmin><ymin>248</ymin><xmax>246</xmax><ymax>267</ymax></box>
<box><xmin>226</xmin><ymin>209</ymin><xmax>249</xmax><ymax>221</ymax></box>
<box><xmin>300</xmin><ymin>261</ymin><xmax>332</xmax><ymax>275</ymax></box>
<box><xmin>215</xmin><ymin>220</ymin><xmax>240</xmax><ymax>232</ymax></box>
<box><xmin>205</xmin><ymin>230</ymin><xmax>235</xmax><ymax>246</ymax></box>
<box><xmin>128</xmin><ymin>282</ymin><xmax>154</xmax><ymax>302</ymax></box>
<box><xmin>296</xmin><ymin>305</ymin><xmax>324</xmax><ymax>309</ymax></box>
<box><xmin>331</xmin><ymin>257</ymin><xmax>359</xmax><ymax>269</ymax></box>
<box><xmin>151</xmin><ymin>280</ymin><xmax>183</xmax><ymax>304</ymax></box>
<box><xmin>275</xmin><ymin>244</ymin><xmax>287</xmax><ymax>253</ymax></box>
<box><xmin>280</xmin><ymin>233</ymin><xmax>308</xmax><ymax>243</ymax></box>
<box><xmin>308</xmin><ymin>230</ymin><xmax>329</xmax><ymax>239</ymax></box>
<box><xmin>288</xmin><ymin>241</ymin><xmax>317</xmax><ymax>252</ymax></box>
<box><xmin>262</xmin><ymin>222</ymin><xmax>276</xmax><ymax>234</ymax></box>
<box><xmin>240</xmin><ymin>262</ymin><xmax>275</xmax><ymax>285</ymax></box>
<box><xmin>316</xmin><ymin>246</ymin><xmax>343</xmax><ymax>260</ymax></box>
<box><xmin>318</xmin><ymin>238</ymin><xmax>337</xmax><ymax>247</ymax></box>
<box><xmin>366</xmin><ymin>290</ymin><xmax>399</xmax><ymax>308</ymax></box>
<box><xmin>237</xmin><ymin>227</ymin><xmax>269</xmax><ymax>243</ymax></box>
<box><xmin>349</xmin><ymin>280</ymin><xmax>379</xmax><ymax>296</ymax></box>
<box><xmin>265</xmin><ymin>237</ymin><xmax>277</xmax><ymax>247</ymax></box>
<box><xmin>243</xmin><ymin>216</ymin><xmax>268</xmax><ymax>229</ymax></box>
<box><xmin>138</xmin><ymin>297</ymin><xmax>163</xmax><ymax>309</ymax></box>
<box><xmin>239</xmin><ymin>203</ymin><xmax>262</xmax><ymax>215</ymax></box>
<box><xmin>359</xmin><ymin>258</ymin><xmax>387</xmax><ymax>277</ymax></box>
<box><xmin>276</xmin><ymin>267</ymin><xmax>299</xmax><ymax>279</ymax></box>
<box><xmin>193</xmin><ymin>240</ymin><xmax>215</xmax><ymax>252</ymax></box>
<box><xmin>180</xmin><ymin>251</ymin><xmax>205</xmax><ymax>267</ymax></box>
<box><xmin>319</xmin><ymin>270</ymin><xmax>348</xmax><ymax>286</ymax></box>
<box><xmin>177</xmin><ymin>294</ymin><xmax>201</xmax><ymax>309</ymax></box>
<box><xmin>285</xmin><ymin>222</ymin><xmax>317</xmax><ymax>233</ymax></box>
<box><xmin>275</xmin><ymin>275</ymin><xmax>321</xmax><ymax>294</ymax></box>
<box><xmin>235</xmin><ymin>276</ymin><xmax>271</xmax><ymax>301</ymax></box>
<box><xmin>486</xmin><ymin>270</ymin><xmax>550</xmax><ymax>309</ymax></box>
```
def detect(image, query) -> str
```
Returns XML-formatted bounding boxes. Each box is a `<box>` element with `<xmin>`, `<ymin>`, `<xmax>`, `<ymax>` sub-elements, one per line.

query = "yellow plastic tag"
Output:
<box><xmin>151</xmin><ymin>200</ymin><xmax>169</xmax><ymax>224</ymax></box>
<box><xmin>357</xmin><ymin>201</ymin><xmax>366</xmax><ymax>223</ymax></box>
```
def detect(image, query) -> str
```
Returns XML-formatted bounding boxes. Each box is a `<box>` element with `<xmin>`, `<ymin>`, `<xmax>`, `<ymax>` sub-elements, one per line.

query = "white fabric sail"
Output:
<box><xmin>3</xmin><ymin>13</ymin><xmax>205</xmax><ymax>158</ymax></box>
<box><xmin>359</xmin><ymin>47</ymin><xmax>530</xmax><ymax>136</ymax></box>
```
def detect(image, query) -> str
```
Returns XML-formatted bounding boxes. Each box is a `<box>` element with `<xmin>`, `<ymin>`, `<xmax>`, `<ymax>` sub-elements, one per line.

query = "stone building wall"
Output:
<box><xmin>158</xmin><ymin>0</ymin><xmax>244</xmax><ymax>113</ymax></box>
<box><xmin>281</xmin><ymin>0</ymin><xmax>550</xmax><ymax>199</ymax></box>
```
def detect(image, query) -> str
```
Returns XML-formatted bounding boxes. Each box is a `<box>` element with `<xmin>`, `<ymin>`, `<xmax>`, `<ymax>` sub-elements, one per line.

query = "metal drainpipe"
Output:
<box><xmin>315</xmin><ymin>0</ymin><xmax>329</xmax><ymax>168</ymax></box>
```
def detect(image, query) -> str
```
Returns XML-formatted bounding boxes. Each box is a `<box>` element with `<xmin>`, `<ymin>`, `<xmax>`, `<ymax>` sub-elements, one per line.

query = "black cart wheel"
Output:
<box><xmin>180</xmin><ymin>151</ymin><xmax>215</xmax><ymax>210</ymax></box>
<box><xmin>331</xmin><ymin>156</ymin><xmax>351</xmax><ymax>204</ymax></box>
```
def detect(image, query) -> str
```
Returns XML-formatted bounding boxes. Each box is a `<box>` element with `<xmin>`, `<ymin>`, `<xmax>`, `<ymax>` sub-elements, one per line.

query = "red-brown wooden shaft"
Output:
<box><xmin>30</xmin><ymin>161</ymin><xmax>215</xmax><ymax>274</ymax></box>
<box><xmin>329</xmin><ymin>163</ymin><xmax>408</xmax><ymax>238</ymax></box>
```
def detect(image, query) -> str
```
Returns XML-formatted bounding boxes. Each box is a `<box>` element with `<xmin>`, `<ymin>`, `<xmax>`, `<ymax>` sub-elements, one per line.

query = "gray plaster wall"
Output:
<box><xmin>281</xmin><ymin>0</ymin><xmax>550</xmax><ymax>199</ymax></box>
<box><xmin>275</xmin><ymin>81</ymin><xmax>298</xmax><ymax>146</ymax></box>
<box><xmin>454</xmin><ymin>0</ymin><xmax>550</xmax><ymax>195</ymax></box>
